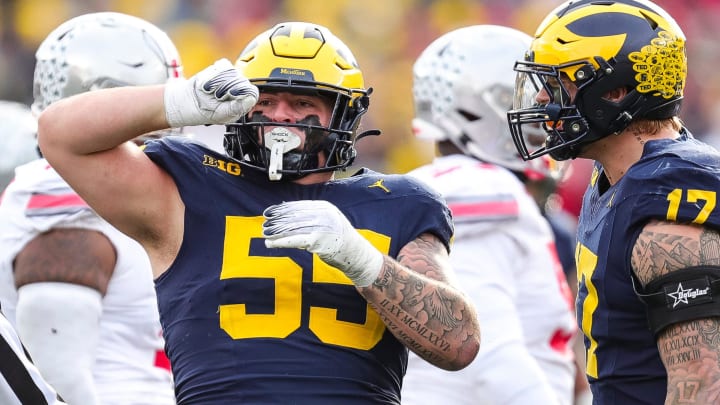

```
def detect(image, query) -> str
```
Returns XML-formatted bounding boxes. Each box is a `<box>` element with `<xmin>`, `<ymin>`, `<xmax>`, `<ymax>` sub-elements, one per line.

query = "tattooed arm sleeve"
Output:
<box><xmin>357</xmin><ymin>232</ymin><xmax>481</xmax><ymax>371</ymax></box>
<box><xmin>632</xmin><ymin>220</ymin><xmax>720</xmax><ymax>404</ymax></box>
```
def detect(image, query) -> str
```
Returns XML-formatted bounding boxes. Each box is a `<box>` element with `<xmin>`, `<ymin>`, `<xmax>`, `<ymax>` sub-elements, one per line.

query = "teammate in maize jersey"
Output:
<box><xmin>401</xmin><ymin>25</ymin><xmax>585</xmax><ymax>405</ymax></box>
<box><xmin>36</xmin><ymin>21</ymin><xmax>481</xmax><ymax>404</ymax></box>
<box><xmin>0</xmin><ymin>12</ymin><xmax>180</xmax><ymax>405</ymax></box>
<box><xmin>508</xmin><ymin>0</ymin><xmax>720</xmax><ymax>403</ymax></box>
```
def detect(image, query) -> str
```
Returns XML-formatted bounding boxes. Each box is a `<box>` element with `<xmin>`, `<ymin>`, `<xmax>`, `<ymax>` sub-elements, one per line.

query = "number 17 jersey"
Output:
<box><xmin>576</xmin><ymin>130</ymin><xmax>720</xmax><ymax>404</ymax></box>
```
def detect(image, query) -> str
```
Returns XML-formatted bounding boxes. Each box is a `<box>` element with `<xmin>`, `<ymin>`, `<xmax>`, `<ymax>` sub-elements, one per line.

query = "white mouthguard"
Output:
<box><xmin>265</xmin><ymin>127</ymin><xmax>301</xmax><ymax>181</ymax></box>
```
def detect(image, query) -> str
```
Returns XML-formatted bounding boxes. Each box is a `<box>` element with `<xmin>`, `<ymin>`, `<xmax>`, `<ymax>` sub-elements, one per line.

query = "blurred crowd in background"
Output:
<box><xmin>1</xmin><ymin>0</ymin><xmax>719</xmax><ymax>219</ymax></box>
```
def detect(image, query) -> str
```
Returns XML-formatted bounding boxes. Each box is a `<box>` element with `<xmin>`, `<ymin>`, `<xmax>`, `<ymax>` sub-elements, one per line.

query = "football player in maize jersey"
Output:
<box><xmin>401</xmin><ymin>25</ymin><xmax>583</xmax><ymax>405</ymax></box>
<box><xmin>0</xmin><ymin>13</ymin><xmax>179</xmax><ymax>405</ymax></box>
<box><xmin>508</xmin><ymin>0</ymin><xmax>720</xmax><ymax>403</ymax></box>
<box><xmin>37</xmin><ymin>21</ymin><xmax>481</xmax><ymax>404</ymax></box>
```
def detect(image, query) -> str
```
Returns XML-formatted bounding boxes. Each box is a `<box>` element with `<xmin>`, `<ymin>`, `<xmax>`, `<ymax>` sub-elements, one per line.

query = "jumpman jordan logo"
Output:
<box><xmin>368</xmin><ymin>179</ymin><xmax>390</xmax><ymax>193</ymax></box>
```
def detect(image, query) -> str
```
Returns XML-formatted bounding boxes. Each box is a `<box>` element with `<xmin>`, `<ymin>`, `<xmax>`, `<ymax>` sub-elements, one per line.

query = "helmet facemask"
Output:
<box><xmin>224</xmin><ymin>81</ymin><xmax>371</xmax><ymax>181</ymax></box>
<box><xmin>509</xmin><ymin>60</ymin><xmax>594</xmax><ymax>161</ymax></box>
<box><xmin>226</xmin><ymin>21</ymin><xmax>377</xmax><ymax>181</ymax></box>
<box><xmin>508</xmin><ymin>0</ymin><xmax>687</xmax><ymax>162</ymax></box>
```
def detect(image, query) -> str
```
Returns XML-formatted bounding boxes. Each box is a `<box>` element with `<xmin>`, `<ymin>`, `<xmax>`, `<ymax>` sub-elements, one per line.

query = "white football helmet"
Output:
<box><xmin>413</xmin><ymin>24</ymin><xmax>561</xmax><ymax>180</ymax></box>
<box><xmin>0</xmin><ymin>101</ymin><xmax>39</xmax><ymax>190</ymax></box>
<box><xmin>32</xmin><ymin>12</ymin><xmax>183</xmax><ymax>115</ymax></box>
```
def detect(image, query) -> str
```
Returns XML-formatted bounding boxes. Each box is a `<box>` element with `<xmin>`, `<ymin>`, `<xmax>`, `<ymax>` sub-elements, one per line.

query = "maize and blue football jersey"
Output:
<box><xmin>576</xmin><ymin>130</ymin><xmax>720</xmax><ymax>404</ymax></box>
<box><xmin>144</xmin><ymin>137</ymin><xmax>453</xmax><ymax>404</ymax></box>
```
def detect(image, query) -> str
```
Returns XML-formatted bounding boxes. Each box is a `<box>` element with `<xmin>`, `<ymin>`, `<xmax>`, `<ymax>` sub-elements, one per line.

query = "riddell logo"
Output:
<box><xmin>667</xmin><ymin>283</ymin><xmax>710</xmax><ymax>308</ymax></box>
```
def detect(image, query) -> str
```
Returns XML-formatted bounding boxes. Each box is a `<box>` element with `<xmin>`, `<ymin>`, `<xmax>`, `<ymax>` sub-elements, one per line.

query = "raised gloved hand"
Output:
<box><xmin>263</xmin><ymin>200</ymin><xmax>384</xmax><ymax>287</ymax></box>
<box><xmin>163</xmin><ymin>58</ymin><xmax>259</xmax><ymax>127</ymax></box>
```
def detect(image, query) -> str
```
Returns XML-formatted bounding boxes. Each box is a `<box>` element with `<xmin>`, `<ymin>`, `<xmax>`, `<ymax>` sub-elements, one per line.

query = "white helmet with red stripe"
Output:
<box><xmin>412</xmin><ymin>24</ymin><xmax>562</xmax><ymax>181</ymax></box>
<box><xmin>32</xmin><ymin>12</ymin><xmax>183</xmax><ymax>115</ymax></box>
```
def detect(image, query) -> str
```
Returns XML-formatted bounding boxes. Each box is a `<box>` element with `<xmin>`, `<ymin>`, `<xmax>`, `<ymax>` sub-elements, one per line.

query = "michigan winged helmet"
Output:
<box><xmin>225</xmin><ymin>21</ymin><xmax>378</xmax><ymax>180</ymax></box>
<box><xmin>507</xmin><ymin>0</ymin><xmax>686</xmax><ymax>161</ymax></box>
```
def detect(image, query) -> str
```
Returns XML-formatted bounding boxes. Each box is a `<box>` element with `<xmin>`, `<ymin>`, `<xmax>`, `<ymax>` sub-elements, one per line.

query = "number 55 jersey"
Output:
<box><xmin>144</xmin><ymin>137</ymin><xmax>454</xmax><ymax>405</ymax></box>
<box><xmin>576</xmin><ymin>130</ymin><xmax>720</xmax><ymax>404</ymax></box>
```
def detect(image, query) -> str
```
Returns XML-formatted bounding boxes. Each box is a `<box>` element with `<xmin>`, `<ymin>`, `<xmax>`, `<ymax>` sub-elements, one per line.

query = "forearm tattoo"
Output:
<box><xmin>364</xmin><ymin>234</ymin><xmax>477</xmax><ymax>368</ymax></box>
<box><xmin>660</xmin><ymin>319</ymin><xmax>720</xmax><ymax>403</ymax></box>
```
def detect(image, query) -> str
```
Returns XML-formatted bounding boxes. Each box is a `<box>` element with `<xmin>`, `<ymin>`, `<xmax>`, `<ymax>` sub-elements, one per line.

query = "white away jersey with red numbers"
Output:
<box><xmin>402</xmin><ymin>154</ymin><xmax>576</xmax><ymax>405</ymax></box>
<box><xmin>0</xmin><ymin>159</ymin><xmax>175</xmax><ymax>405</ymax></box>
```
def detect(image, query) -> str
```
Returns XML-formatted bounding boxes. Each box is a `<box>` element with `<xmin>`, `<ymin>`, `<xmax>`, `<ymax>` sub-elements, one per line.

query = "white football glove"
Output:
<box><xmin>163</xmin><ymin>58</ymin><xmax>259</xmax><ymax>127</ymax></box>
<box><xmin>263</xmin><ymin>200</ymin><xmax>384</xmax><ymax>287</ymax></box>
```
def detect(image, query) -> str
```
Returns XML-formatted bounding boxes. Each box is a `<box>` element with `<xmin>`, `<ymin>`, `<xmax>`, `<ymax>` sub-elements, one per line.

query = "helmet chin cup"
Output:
<box><xmin>265</xmin><ymin>127</ymin><xmax>301</xmax><ymax>181</ymax></box>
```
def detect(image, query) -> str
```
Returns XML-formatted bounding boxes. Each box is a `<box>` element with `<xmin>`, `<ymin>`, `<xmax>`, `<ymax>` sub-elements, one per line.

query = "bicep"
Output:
<box><xmin>56</xmin><ymin>143</ymin><xmax>182</xmax><ymax>249</ymax></box>
<box><xmin>14</xmin><ymin>228</ymin><xmax>115</xmax><ymax>294</ymax></box>
<box><xmin>631</xmin><ymin>220</ymin><xmax>712</xmax><ymax>286</ymax></box>
<box><xmin>396</xmin><ymin>232</ymin><xmax>453</xmax><ymax>283</ymax></box>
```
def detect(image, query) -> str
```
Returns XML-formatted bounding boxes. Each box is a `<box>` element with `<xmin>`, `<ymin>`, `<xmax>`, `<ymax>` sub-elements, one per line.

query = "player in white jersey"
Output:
<box><xmin>0</xmin><ymin>160</ymin><xmax>174</xmax><ymax>404</ymax></box>
<box><xmin>0</xmin><ymin>101</ymin><xmax>38</xmax><ymax>191</ymax></box>
<box><xmin>402</xmin><ymin>25</ymin><xmax>587</xmax><ymax>405</ymax></box>
<box><xmin>0</xmin><ymin>12</ymin><xmax>182</xmax><ymax>405</ymax></box>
